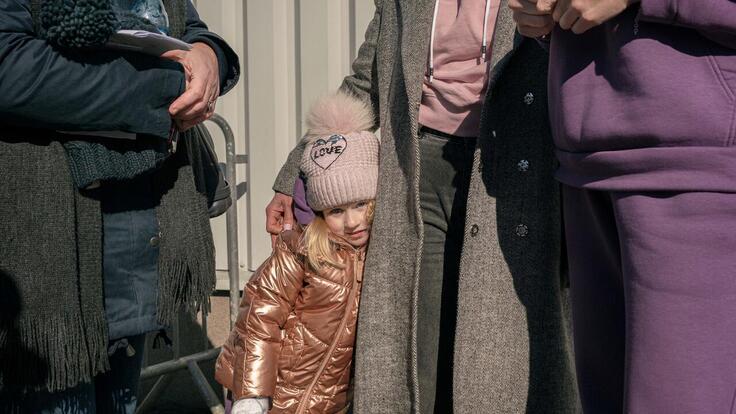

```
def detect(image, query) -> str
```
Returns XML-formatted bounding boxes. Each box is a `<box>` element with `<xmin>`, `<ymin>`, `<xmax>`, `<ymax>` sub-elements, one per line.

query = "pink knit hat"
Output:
<box><xmin>300</xmin><ymin>92</ymin><xmax>380</xmax><ymax>211</ymax></box>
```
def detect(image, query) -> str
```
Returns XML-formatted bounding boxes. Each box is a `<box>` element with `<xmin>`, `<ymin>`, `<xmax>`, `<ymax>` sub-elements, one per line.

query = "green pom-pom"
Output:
<box><xmin>40</xmin><ymin>0</ymin><xmax>118</xmax><ymax>48</ymax></box>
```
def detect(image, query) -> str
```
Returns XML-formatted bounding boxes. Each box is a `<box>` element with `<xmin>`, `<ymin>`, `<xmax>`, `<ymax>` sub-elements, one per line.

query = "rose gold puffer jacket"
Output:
<box><xmin>215</xmin><ymin>229</ymin><xmax>365</xmax><ymax>414</ymax></box>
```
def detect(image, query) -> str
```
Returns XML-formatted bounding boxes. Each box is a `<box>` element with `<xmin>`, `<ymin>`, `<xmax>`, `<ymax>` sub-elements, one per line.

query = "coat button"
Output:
<box><xmin>517</xmin><ymin>159</ymin><xmax>530</xmax><ymax>172</ymax></box>
<box><xmin>150</xmin><ymin>236</ymin><xmax>160</xmax><ymax>247</ymax></box>
<box><xmin>470</xmin><ymin>224</ymin><xmax>480</xmax><ymax>237</ymax></box>
<box><xmin>524</xmin><ymin>92</ymin><xmax>534</xmax><ymax>105</ymax></box>
<box><xmin>515</xmin><ymin>224</ymin><xmax>529</xmax><ymax>238</ymax></box>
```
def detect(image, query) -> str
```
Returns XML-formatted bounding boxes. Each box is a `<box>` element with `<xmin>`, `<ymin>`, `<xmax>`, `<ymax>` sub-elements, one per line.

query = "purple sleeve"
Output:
<box><xmin>293</xmin><ymin>175</ymin><xmax>315</xmax><ymax>226</ymax></box>
<box><xmin>639</xmin><ymin>0</ymin><xmax>736</xmax><ymax>48</ymax></box>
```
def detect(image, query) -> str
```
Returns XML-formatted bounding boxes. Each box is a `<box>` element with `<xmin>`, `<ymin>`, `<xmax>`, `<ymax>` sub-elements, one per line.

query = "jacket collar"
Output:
<box><xmin>329</xmin><ymin>233</ymin><xmax>367</xmax><ymax>256</ymax></box>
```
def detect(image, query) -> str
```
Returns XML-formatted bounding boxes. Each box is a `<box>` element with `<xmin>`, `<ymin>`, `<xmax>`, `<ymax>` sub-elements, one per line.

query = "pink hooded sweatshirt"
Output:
<box><xmin>419</xmin><ymin>0</ymin><xmax>501</xmax><ymax>138</ymax></box>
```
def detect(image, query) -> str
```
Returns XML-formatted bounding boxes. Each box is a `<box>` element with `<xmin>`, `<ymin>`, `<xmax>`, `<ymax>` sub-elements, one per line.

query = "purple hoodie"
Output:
<box><xmin>549</xmin><ymin>1</ymin><xmax>736</xmax><ymax>192</ymax></box>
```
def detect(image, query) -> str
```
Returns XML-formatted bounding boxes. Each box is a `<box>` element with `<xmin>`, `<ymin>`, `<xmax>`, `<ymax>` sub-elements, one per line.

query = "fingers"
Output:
<box><xmin>513</xmin><ymin>10</ymin><xmax>555</xmax><ymax>38</ymax></box>
<box><xmin>205</xmin><ymin>94</ymin><xmax>217</xmax><ymax>116</ymax></box>
<box><xmin>266</xmin><ymin>193</ymin><xmax>295</xmax><ymax>234</ymax></box>
<box><xmin>265</xmin><ymin>192</ymin><xmax>295</xmax><ymax>251</ymax></box>
<box><xmin>558</xmin><ymin>7</ymin><xmax>581</xmax><ymax>30</ymax></box>
<box><xmin>160</xmin><ymin>49</ymin><xmax>187</xmax><ymax>62</ymax></box>
<box><xmin>169</xmin><ymin>83</ymin><xmax>218</xmax><ymax>132</ymax></box>
<box><xmin>174</xmin><ymin>115</ymin><xmax>208</xmax><ymax>132</ymax></box>
<box><xmin>509</xmin><ymin>0</ymin><xmax>553</xmax><ymax>15</ymax></box>
<box><xmin>282</xmin><ymin>198</ymin><xmax>294</xmax><ymax>229</ymax></box>
<box><xmin>566</xmin><ymin>0</ymin><xmax>630</xmax><ymax>34</ymax></box>
<box><xmin>517</xmin><ymin>22</ymin><xmax>555</xmax><ymax>38</ymax></box>
<box><xmin>571</xmin><ymin>16</ymin><xmax>597</xmax><ymax>34</ymax></box>
<box><xmin>510</xmin><ymin>0</ymin><xmax>556</xmax><ymax>38</ymax></box>
<box><xmin>166</xmin><ymin>42</ymin><xmax>221</xmax><ymax>131</ymax></box>
<box><xmin>535</xmin><ymin>0</ymin><xmax>557</xmax><ymax>13</ymax></box>
<box><xmin>552</xmin><ymin>0</ymin><xmax>566</xmax><ymax>22</ymax></box>
<box><xmin>513</xmin><ymin>11</ymin><xmax>554</xmax><ymax>28</ymax></box>
<box><xmin>519</xmin><ymin>0</ymin><xmax>621</xmax><ymax>36</ymax></box>
<box><xmin>266</xmin><ymin>197</ymin><xmax>288</xmax><ymax>249</ymax></box>
<box><xmin>170</xmin><ymin>76</ymin><xmax>208</xmax><ymax>117</ymax></box>
<box><xmin>265</xmin><ymin>201</ymin><xmax>285</xmax><ymax>235</ymax></box>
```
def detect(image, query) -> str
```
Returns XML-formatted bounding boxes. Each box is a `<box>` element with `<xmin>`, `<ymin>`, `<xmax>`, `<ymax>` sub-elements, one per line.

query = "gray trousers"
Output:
<box><xmin>416</xmin><ymin>128</ymin><xmax>476</xmax><ymax>414</ymax></box>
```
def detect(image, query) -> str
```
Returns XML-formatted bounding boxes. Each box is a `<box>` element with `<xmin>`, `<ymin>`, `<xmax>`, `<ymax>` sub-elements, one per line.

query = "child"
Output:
<box><xmin>215</xmin><ymin>92</ymin><xmax>379</xmax><ymax>414</ymax></box>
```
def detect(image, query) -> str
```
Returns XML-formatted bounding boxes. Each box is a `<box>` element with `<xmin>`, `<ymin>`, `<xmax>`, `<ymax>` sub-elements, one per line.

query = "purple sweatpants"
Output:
<box><xmin>562</xmin><ymin>185</ymin><xmax>736</xmax><ymax>414</ymax></box>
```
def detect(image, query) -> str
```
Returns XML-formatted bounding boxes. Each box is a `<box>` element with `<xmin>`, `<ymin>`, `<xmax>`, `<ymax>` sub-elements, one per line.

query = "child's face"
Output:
<box><xmin>322</xmin><ymin>200</ymin><xmax>372</xmax><ymax>248</ymax></box>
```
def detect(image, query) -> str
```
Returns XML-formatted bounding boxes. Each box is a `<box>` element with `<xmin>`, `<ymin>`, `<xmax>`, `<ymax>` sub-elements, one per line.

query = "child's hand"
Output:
<box><xmin>232</xmin><ymin>397</ymin><xmax>269</xmax><ymax>414</ymax></box>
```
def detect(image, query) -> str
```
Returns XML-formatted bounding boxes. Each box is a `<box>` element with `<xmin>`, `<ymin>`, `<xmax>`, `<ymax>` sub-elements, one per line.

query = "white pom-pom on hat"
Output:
<box><xmin>305</xmin><ymin>91</ymin><xmax>375</xmax><ymax>141</ymax></box>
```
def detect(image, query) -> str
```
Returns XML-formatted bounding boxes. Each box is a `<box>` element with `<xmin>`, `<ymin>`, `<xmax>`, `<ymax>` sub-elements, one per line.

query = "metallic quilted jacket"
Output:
<box><xmin>215</xmin><ymin>229</ymin><xmax>365</xmax><ymax>414</ymax></box>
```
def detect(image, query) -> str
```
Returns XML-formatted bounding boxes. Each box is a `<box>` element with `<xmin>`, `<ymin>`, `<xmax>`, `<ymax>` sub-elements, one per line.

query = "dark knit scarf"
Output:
<box><xmin>0</xmin><ymin>0</ymin><xmax>214</xmax><ymax>394</ymax></box>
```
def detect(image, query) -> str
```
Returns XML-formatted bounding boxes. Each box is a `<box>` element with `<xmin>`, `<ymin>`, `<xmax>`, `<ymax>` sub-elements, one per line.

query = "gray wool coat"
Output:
<box><xmin>273</xmin><ymin>1</ymin><xmax>579</xmax><ymax>412</ymax></box>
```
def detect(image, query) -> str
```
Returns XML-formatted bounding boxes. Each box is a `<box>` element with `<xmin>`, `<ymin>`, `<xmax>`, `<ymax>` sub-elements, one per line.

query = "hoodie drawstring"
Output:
<box><xmin>428</xmin><ymin>0</ymin><xmax>492</xmax><ymax>83</ymax></box>
<box><xmin>428</xmin><ymin>0</ymin><xmax>441</xmax><ymax>83</ymax></box>
<box><xmin>481</xmin><ymin>0</ymin><xmax>492</xmax><ymax>61</ymax></box>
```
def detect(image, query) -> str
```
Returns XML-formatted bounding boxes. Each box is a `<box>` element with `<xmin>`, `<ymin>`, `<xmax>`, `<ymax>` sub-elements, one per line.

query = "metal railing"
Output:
<box><xmin>136</xmin><ymin>113</ymin><xmax>246</xmax><ymax>414</ymax></box>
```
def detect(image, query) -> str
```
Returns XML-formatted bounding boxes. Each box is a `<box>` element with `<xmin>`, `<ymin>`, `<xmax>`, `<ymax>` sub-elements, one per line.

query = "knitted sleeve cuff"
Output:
<box><xmin>63</xmin><ymin>141</ymin><xmax>169</xmax><ymax>189</ymax></box>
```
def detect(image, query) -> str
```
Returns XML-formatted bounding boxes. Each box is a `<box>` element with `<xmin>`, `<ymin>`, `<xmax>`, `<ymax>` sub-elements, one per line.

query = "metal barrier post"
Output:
<box><xmin>206</xmin><ymin>113</ymin><xmax>242</xmax><ymax>329</ymax></box>
<box><xmin>136</xmin><ymin>114</ymin><xmax>246</xmax><ymax>413</ymax></box>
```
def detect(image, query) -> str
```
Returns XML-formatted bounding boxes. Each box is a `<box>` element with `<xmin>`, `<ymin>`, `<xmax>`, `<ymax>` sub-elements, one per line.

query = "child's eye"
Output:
<box><xmin>355</xmin><ymin>201</ymin><xmax>367</xmax><ymax>208</ymax></box>
<box><xmin>329</xmin><ymin>208</ymin><xmax>344</xmax><ymax>215</ymax></box>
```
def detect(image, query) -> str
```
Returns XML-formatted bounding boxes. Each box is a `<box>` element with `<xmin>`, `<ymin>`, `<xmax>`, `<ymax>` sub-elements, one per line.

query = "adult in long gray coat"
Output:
<box><xmin>266</xmin><ymin>1</ymin><xmax>577</xmax><ymax>413</ymax></box>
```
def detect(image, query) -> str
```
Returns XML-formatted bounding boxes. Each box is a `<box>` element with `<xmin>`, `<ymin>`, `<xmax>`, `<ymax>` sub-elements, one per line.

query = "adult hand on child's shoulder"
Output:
<box><xmin>266</xmin><ymin>192</ymin><xmax>295</xmax><ymax>248</ymax></box>
<box><xmin>232</xmin><ymin>397</ymin><xmax>270</xmax><ymax>414</ymax></box>
<box><xmin>161</xmin><ymin>42</ymin><xmax>221</xmax><ymax>131</ymax></box>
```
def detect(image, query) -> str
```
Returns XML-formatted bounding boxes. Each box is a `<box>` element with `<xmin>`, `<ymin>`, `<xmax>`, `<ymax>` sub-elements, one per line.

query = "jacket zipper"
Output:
<box><xmin>295</xmin><ymin>248</ymin><xmax>362</xmax><ymax>414</ymax></box>
<box><xmin>633</xmin><ymin>11</ymin><xmax>640</xmax><ymax>36</ymax></box>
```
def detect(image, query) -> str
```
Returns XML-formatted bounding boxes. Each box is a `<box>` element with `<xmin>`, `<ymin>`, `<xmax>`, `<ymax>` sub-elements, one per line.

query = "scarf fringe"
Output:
<box><xmin>0</xmin><ymin>310</ymin><xmax>109</xmax><ymax>393</ymax></box>
<box><xmin>155</xmin><ymin>131</ymin><xmax>217</xmax><ymax>327</ymax></box>
<box><xmin>156</xmin><ymin>256</ymin><xmax>215</xmax><ymax>326</ymax></box>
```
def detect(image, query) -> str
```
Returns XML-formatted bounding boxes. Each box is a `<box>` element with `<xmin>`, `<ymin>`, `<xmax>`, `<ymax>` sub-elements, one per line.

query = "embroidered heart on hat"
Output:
<box><xmin>310</xmin><ymin>134</ymin><xmax>348</xmax><ymax>170</ymax></box>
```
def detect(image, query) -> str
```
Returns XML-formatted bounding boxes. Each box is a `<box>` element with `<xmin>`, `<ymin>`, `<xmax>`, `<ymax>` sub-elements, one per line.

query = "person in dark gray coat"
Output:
<box><xmin>0</xmin><ymin>1</ymin><xmax>238</xmax><ymax>413</ymax></box>
<box><xmin>265</xmin><ymin>1</ymin><xmax>578</xmax><ymax>413</ymax></box>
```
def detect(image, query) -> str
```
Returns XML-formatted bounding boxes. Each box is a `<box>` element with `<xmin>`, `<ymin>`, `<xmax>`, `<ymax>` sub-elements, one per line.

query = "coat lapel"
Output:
<box><xmin>399</xmin><ymin>0</ymin><xmax>436</xmax><ymax>134</ymax></box>
<box><xmin>488</xmin><ymin>0</ymin><xmax>521</xmax><ymax>89</ymax></box>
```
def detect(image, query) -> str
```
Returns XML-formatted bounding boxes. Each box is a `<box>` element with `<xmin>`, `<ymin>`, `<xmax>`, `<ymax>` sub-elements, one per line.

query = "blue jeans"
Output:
<box><xmin>2</xmin><ymin>334</ymin><xmax>146</xmax><ymax>414</ymax></box>
<box><xmin>101</xmin><ymin>175</ymin><xmax>163</xmax><ymax>341</ymax></box>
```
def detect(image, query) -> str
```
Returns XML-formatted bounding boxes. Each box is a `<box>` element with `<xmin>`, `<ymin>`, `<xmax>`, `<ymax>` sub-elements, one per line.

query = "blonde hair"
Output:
<box><xmin>302</xmin><ymin>200</ymin><xmax>375</xmax><ymax>271</ymax></box>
